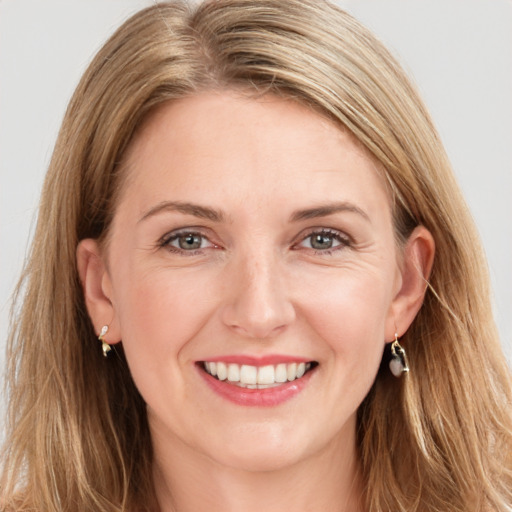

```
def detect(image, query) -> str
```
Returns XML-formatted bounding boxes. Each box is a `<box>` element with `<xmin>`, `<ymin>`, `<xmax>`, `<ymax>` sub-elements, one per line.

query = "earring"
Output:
<box><xmin>389</xmin><ymin>333</ymin><xmax>409</xmax><ymax>377</ymax></box>
<box><xmin>98</xmin><ymin>325</ymin><xmax>112</xmax><ymax>358</ymax></box>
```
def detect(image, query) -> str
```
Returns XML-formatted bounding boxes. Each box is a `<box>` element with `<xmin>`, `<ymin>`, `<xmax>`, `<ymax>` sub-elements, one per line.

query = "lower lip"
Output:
<box><xmin>198</xmin><ymin>365</ymin><xmax>315</xmax><ymax>407</ymax></box>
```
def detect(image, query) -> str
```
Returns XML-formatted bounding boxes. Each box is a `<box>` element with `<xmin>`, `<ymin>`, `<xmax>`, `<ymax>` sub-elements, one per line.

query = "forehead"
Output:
<box><xmin>118</xmin><ymin>90</ymin><xmax>390</xmax><ymax>221</ymax></box>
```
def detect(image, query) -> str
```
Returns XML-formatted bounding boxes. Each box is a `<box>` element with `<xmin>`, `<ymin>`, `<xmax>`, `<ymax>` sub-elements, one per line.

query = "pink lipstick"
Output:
<box><xmin>196</xmin><ymin>357</ymin><xmax>317</xmax><ymax>406</ymax></box>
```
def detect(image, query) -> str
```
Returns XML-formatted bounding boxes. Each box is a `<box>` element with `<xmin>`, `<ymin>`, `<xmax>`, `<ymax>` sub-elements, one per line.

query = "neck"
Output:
<box><xmin>151</xmin><ymin>423</ymin><xmax>364</xmax><ymax>512</ymax></box>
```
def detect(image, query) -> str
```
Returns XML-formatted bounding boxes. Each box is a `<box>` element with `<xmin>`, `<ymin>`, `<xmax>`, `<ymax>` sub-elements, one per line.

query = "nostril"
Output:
<box><xmin>227</xmin><ymin>322</ymin><xmax>288</xmax><ymax>340</ymax></box>
<box><xmin>219</xmin><ymin>269</ymin><xmax>296</xmax><ymax>339</ymax></box>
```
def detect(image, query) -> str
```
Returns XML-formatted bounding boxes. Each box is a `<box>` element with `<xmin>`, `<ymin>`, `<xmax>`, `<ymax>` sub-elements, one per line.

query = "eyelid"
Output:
<box><xmin>157</xmin><ymin>226</ymin><xmax>352</xmax><ymax>256</ymax></box>
<box><xmin>294</xmin><ymin>227</ymin><xmax>352</xmax><ymax>252</ymax></box>
<box><xmin>158</xmin><ymin>227</ymin><xmax>219</xmax><ymax>252</ymax></box>
<box><xmin>299</xmin><ymin>226</ymin><xmax>352</xmax><ymax>241</ymax></box>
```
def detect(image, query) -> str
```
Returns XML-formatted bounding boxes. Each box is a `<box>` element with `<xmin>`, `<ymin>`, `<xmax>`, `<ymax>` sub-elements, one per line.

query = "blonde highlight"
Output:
<box><xmin>2</xmin><ymin>1</ymin><xmax>511</xmax><ymax>511</ymax></box>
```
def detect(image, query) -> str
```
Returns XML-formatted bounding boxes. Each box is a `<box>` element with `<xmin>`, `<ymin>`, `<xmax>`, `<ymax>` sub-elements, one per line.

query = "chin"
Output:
<box><xmin>204</xmin><ymin>424</ymin><xmax>319</xmax><ymax>473</ymax></box>
<box><xmin>217</xmin><ymin>447</ymin><xmax>306</xmax><ymax>473</ymax></box>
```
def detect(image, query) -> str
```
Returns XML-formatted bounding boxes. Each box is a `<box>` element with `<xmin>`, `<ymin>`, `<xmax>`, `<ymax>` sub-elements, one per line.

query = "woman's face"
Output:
<box><xmin>81</xmin><ymin>90</ymin><xmax>429</xmax><ymax>472</ymax></box>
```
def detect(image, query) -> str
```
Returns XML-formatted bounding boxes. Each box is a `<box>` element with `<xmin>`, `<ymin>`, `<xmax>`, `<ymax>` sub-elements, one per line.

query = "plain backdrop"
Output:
<box><xmin>1</xmin><ymin>0</ymin><xmax>511</xmax><ymax>424</ymax></box>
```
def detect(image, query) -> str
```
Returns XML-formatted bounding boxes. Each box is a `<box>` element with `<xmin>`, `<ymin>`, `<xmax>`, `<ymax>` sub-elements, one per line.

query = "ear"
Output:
<box><xmin>76</xmin><ymin>239</ymin><xmax>122</xmax><ymax>344</ymax></box>
<box><xmin>385</xmin><ymin>225</ymin><xmax>435</xmax><ymax>340</ymax></box>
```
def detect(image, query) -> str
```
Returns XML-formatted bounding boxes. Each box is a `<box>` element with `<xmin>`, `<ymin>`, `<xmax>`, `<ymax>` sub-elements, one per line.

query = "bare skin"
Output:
<box><xmin>77</xmin><ymin>90</ymin><xmax>434</xmax><ymax>512</ymax></box>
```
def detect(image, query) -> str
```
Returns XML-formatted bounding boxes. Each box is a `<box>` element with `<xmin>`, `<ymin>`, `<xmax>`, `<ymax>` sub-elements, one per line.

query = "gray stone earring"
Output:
<box><xmin>98</xmin><ymin>325</ymin><xmax>112</xmax><ymax>357</ymax></box>
<box><xmin>389</xmin><ymin>333</ymin><xmax>409</xmax><ymax>377</ymax></box>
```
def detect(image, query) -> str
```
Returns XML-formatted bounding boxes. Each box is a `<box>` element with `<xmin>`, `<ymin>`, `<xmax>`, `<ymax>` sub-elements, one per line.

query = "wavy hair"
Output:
<box><xmin>2</xmin><ymin>1</ymin><xmax>511</xmax><ymax>511</ymax></box>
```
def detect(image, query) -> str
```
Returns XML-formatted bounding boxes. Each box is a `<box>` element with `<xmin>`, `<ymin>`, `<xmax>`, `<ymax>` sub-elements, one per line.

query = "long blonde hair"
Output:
<box><xmin>2</xmin><ymin>1</ymin><xmax>511</xmax><ymax>511</ymax></box>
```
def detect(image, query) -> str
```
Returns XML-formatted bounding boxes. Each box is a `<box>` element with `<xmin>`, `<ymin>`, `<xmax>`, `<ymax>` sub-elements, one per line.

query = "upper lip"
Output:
<box><xmin>198</xmin><ymin>354</ymin><xmax>314</xmax><ymax>366</ymax></box>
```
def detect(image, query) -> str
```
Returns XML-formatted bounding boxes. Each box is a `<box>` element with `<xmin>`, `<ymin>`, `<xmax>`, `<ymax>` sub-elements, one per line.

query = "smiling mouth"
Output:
<box><xmin>201</xmin><ymin>361</ymin><xmax>318</xmax><ymax>389</ymax></box>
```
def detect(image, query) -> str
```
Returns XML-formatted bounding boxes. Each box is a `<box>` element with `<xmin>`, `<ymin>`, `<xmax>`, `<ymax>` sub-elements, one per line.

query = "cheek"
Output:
<box><xmin>110</xmin><ymin>266</ymin><xmax>222</xmax><ymax>411</ymax></box>
<box><xmin>297</xmin><ymin>267</ymin><xmax>392</xmax><ymax>376</ymax></box>
<box><xmin>112</xmin><ymin>266</ymin><xmax>217</xmax><ymax>359</ymax></box>
<box><xmin>300</xmin><ymin>265</ymin><xmax>392</xmax><ymax>332</ymax></box>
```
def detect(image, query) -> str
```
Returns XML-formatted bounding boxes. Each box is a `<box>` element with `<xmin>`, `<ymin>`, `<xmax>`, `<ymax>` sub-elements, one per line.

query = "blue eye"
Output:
<box><xmin>161</xmin><ymin>231</ymin><xmax>212</xmax><ymax>252</ymax></box>
<box><xmin>299</xmin><ymin>230</ymin><xmax>349</xmax><ymax>252</ymax></box>
<box><xmin>308</xmin><ymin>233</ymin><xmax>338</xmax><ymax>250</ymax></box>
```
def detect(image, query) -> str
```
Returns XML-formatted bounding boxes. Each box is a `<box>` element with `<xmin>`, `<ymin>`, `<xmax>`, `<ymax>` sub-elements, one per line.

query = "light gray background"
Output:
<box><xmin>1</xmin><ymin>0</ymin><xmax>511</xmax><ymax>417</ymax></box>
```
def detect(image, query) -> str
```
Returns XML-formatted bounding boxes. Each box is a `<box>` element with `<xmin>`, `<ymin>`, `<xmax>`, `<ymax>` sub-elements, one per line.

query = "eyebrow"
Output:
<box><xmin>138</xmin><ymin>201</ymin><xmax>226</xmax><ymax>223</ymax></box>
<box><xmin>138</xmin><ymin>200</ymin><xmax>370</xmax><ymax>224</ymax></box>
<box><xmin>290</xmin><ymin>202</ymin><xmax>370</xmax><ymax>223</ymax></box>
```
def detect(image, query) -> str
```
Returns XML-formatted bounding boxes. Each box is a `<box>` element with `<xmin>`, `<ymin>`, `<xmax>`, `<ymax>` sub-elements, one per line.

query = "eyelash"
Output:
<box><xmin>159</xmin><ymin>229</ymin><xmax>216</xmax><ymax>255</ymax></box>
<box><xmin>158</xmin><ymin>228</ymin><xmax>351</xmax><ymax>256</ymax></box>
<box><xmin>295</xmin><ymin>228</ymin><xmax>351</xmax><ymax>255</ymax></box>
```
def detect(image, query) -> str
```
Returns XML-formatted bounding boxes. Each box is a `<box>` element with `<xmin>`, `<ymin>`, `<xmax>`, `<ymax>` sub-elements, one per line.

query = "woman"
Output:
<box><xmin>1</xmin><ymin>1</ymin><xmax>511</xmax><ymax>511</ymax></box>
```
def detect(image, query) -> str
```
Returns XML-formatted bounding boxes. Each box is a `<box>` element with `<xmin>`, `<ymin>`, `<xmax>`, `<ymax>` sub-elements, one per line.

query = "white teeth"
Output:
<box><xmin>227</xmin><ymin>364</ymin><xmax>240</xmax><ymax>382</ymax></box>
<box><xmin>287</xmin><ymin>362</ymin><xmax>297</xmax><ymax>381</ymax></box>
<box><xmin>216</xmin><ymin>362</ymin><xmax>227</xmax><ymax>381</ymax></box>
<box><xmin>257</xmin><ymin>365</ymin><xmax>274</xmax><ymax>384</ymax></box>
<box><xmin>240</xmin><ymin>364</ymin><xmax>257</xmax><ymax>385</ymax></box>
<box><xmin>275</xmin><ymin>363</ymin><xmax>288</xmax><ymax>383</ymax></box>
<box><xmin>203</xmin><ymin>360</ymin><xmax>314</xmax><ymax>386</ymax></box>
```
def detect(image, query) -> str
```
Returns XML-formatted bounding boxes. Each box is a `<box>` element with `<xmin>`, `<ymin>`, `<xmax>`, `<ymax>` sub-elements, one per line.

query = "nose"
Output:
<box><xmin>220</xmin><ymin>251</ymin><xmax>296</xmax><ymax>339</ymax></box>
